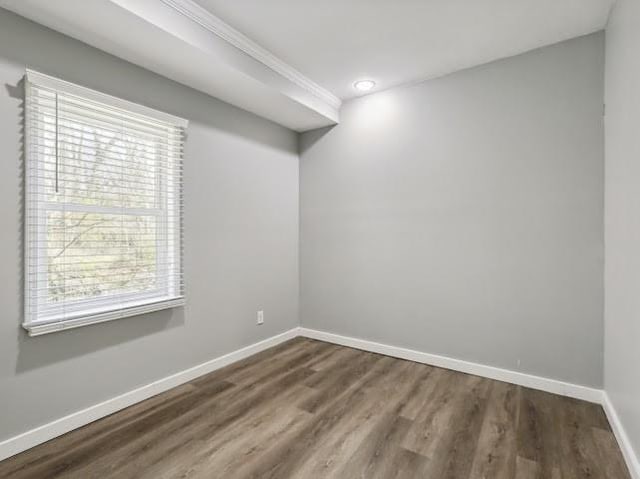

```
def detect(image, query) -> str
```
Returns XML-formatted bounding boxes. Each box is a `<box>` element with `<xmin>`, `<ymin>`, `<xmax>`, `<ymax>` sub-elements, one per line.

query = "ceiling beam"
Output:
<box><xmin>0</xmin><ymin>0</ymin><xmax>341</xmax><ymax>131</ymax></box>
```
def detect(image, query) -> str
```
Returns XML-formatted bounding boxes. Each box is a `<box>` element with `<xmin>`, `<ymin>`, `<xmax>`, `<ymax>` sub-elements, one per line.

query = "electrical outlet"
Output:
<box><xmin>257</xmin><ymin>310</ymin><xmax>264</xmax><ymax>325</ymax></box>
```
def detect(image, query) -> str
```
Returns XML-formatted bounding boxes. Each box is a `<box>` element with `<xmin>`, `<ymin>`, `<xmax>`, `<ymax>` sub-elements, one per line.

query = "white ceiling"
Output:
<box><xmin>0</xmin><ymin>0</ymin><xmax>341</xmax><ymax>131</ymax></box>
<box><xmin>194</xmin><ymin>0</ymin><xmax>614</xmax><ymax>100</ymax></box>
<box><xmin>1</xmin><ymin>0</ymin><xmax>614</xmax><ymax>130</ymax></box>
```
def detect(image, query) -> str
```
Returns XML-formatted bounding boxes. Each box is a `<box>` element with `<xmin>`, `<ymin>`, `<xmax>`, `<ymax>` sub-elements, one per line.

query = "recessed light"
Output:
<box><xmin>354</xmin><ymin>80</ymin><xmax>376</xmax><ymax>92</ymax></box>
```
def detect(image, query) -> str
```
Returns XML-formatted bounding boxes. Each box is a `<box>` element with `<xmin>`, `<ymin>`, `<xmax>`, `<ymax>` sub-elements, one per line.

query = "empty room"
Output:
<box><xmin>0</xmin><ymin>0</ymin><xmax>638</xmax><ymax>478</ymax></box>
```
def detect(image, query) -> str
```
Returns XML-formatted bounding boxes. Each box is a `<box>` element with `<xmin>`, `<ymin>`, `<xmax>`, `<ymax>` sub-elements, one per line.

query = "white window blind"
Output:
<box><xmin>24</xmin><ymin>70</ymin><xmax>187</xmax><ymax>336</ymax></box>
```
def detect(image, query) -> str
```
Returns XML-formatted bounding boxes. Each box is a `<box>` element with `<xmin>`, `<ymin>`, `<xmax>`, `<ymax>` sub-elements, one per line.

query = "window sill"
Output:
<box><xmin>22</xmin><ymin>296</ymin><xmax>185</xmax><ymax>336</ymax></box>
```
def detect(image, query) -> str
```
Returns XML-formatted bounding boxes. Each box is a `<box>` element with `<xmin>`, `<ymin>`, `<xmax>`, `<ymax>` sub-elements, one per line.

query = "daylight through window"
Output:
<box><xmin>24</xmin><ymin>70</ymin><xmax>186</xmax><ymax>336</ymax></box>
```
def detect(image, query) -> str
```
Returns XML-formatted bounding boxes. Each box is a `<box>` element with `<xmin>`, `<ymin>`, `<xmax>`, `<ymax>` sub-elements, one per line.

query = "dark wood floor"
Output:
<box><xmin>0</xmin><ymin>338</ymin><xmax>631</xmax><ymax>479</ymax></box>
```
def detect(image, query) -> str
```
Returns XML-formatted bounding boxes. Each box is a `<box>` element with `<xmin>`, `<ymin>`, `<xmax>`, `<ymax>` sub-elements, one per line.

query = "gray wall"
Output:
<box><xmin>604</xmin><ymin>0</ymin><xmax>640</xmax><ymax>461</ymax></box>
<box><xmin>0</xmin><ymin>7</ymin><xmax>611</xmax><ymax>447</ymax></box>
<box><xmin>0</xmin><ymin>10</ymin><xmax>299</xmax><ymax>442</ymax></box>
<box><xmin>300</xmin><ymin>33</ymin><xmax>605</xmax><ymax>388</ymax></box>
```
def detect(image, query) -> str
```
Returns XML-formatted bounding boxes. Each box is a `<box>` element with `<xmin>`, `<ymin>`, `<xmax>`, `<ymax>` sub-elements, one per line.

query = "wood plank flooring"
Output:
<box><xmin>0</xmin><ymin>338</ymin><xmax>631</xmax><ymax>479</ymax></box>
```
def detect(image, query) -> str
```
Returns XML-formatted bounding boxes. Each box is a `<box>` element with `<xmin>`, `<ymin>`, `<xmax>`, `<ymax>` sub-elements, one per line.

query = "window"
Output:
<box><xmin>24</xmin><ymin>70</ymin><xmax>186</xmax><ymax>336</ymax></box>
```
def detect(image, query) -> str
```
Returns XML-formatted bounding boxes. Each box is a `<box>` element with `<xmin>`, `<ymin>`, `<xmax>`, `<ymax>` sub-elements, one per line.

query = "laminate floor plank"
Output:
<box><xmin>222</xmin><ymin>339</ymin><xmax>331</xmax><ymax>387</ymax></box>
<box><xmin>404</xmin><ymin>375</ymin><xmax>493</xmax><ymax>478</ymax></box>
<box><xmin>236</xmin><ymin>355</ymin><xmax>400</xmax><ymax>479</ymax></box>
<box><xmin>592</xmin><ymin>427</ymin><xmax>633</xmax><ymax>479</ymax></box>
<box><xmin>335</xmin><ymin>364</ymin><xmax>433</xmax><ymax>479</ymax></box>
<box><xmin>0</xmin><ymin>339</ymin><xmax>632</xmax><ymax>479</ymax></box>
<box><xmin>303</xmin><ymin>343</ymin><xmax>356</xmax><ymax>372</ymax></box>
<box><xmin>292</xmin><ymin>361</ymin><xmax>422</xmax><ymax>479</ymax></box>
<box><xmin>468</xmin><ymin>381</ymin><xmax>519</xmax><ymax>479</ymax></box>
<box><xmin>298</xmin><ymin>349</ymin><xmax>382</xmax><ymax>413</ymax></box>
<box><xmin>335</xmin><ymin>414</ymin><xmax>413</xmax><ymax>479</ymax></box>
<box><xmin>401</xmin><ymin>368</ymin><xmax>472</xmax><ymax>457</ymax></box>
<box><xmin>189</xmin><ymin>337</ymin><xmax>310</xmax><ymax>387</ymax></box>
<box><xmin>90</xmin><ymin>365</ymin><xmax>320</xmax><ymax>479</ymax></box>
<box><xmin>0</xmin><ymin>382</ymin><xmax>200</xmax><ymax>477</ymax></box>
<box><xmin>518</xmin><ymin>387</ymin><xmax>564</xmax><ymax>478</ymax></box>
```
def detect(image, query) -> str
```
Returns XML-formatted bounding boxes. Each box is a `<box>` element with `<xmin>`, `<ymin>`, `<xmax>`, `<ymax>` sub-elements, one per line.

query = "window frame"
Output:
<box><xmin>23</xmin><ymin>70</ymin><xmax>187</xmax><ymax>336</ymax></box>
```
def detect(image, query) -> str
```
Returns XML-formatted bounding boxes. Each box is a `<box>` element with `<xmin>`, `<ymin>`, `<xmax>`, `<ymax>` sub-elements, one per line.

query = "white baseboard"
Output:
<box><xmin>602</xmin><ymin>392</ymin><xmax>640</xmax><ymax>479</ymax></box>
<box><xmin>299</xmin><ymin>328</ymin><xmax>604</xmax><ymax>404</ymax></box>
<box><xmin>3</xmin><ymin>325</ymin><xmax>638</xmax><ymax>479</ymax></box>
<box><xmin>300</xmin><ymin>328</ymin><xmax>640</xmax><ymax>476</ymax></box>
<box><xmin>0</xmin><ymin>327</ymin><xmax>300</xmax><ymax>462</ymax></box>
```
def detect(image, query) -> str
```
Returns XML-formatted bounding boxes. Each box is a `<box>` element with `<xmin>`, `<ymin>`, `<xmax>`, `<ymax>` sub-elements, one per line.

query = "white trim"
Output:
<box><xmin>24</xmin><ymin>297</ymin><xmax>186</xmax><ymax>337</ymax></box>
<box><xmin>25</xmin><ymin>69</ymin><xmax>189</xmax><ymax>128</ymax></box>
<box><xmin>4</xmin><ymin>325</ymin><xmax>638</xmax><ymax>478</ymax></box>
<box><xmin>299</xmin><ymin>328</ymin><xmax>604</xmax><ymax>403</ymax></box>
<box><xmin>602</xmin><ymin>393</ymin><xmax>640</xmax><ymax>479</ymax></box>
<box><xmin>300</xmin><ymin>329</ymin><xmax>640</xmax><ymax>475</ymax></box>
<box><xmin>159</xmin><ymin>0</ymin><xmax>342</xmax><ymax>111</ymax></box>
<box><xmin>0</xmin><ymin>328</ymin><xmax>300</xmax><ymax>461</ymax></box>
<box><xmin>23</xmin><ymin>71</ymin><xmax>186</xmax><ymax>335</ymax></box>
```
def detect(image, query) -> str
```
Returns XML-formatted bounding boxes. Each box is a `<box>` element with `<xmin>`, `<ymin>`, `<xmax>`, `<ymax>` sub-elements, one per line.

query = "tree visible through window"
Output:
<box><xmin>24</xmin><ymin>71</ymin><xmax>186</xmax><ymax>335</ymax></box>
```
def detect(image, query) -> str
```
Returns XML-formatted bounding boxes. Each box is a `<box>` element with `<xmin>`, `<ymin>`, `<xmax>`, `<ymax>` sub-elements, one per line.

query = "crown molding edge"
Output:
<box><xmin>160</xmin><ymin>0</ymin><xmax>342</xmax><ymax>111</ymax></box>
